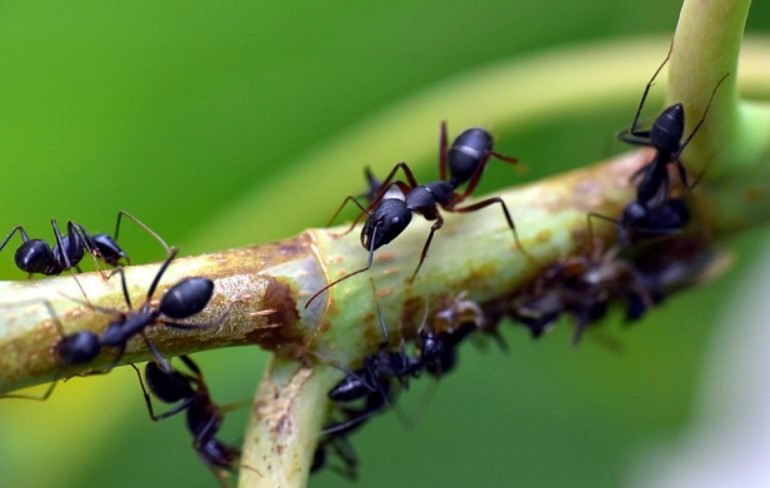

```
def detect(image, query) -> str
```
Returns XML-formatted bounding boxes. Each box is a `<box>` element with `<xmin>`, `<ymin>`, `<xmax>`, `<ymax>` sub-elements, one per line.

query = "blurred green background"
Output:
<box><xmin>1</xmin><ymin>1</ymin><xmax>769</xmax><ymax>487</ymax></box>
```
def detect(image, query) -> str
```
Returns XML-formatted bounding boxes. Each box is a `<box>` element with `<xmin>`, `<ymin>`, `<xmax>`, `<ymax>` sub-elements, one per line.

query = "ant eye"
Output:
<box><xmin>391</xmin><ymin>217</ymin><xmax>400</xmax><ymax>225</ymax></box>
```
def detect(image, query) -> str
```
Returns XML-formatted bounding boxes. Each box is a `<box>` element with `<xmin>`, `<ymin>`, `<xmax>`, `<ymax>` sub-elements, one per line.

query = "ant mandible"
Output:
<box><xmin>0</xmin><ymin>210</ymin><xmax>170</xmax><ymax>278</ymax></box>
<box><xmin>305</xmin><ymin>122</ymin><xmax>524</xmax><ymax>308</ymax></box>
<box><xmin>131</xmin><ymin>355</ymin><xmax>249</xmax><ymax>487</ymax></box>
<box><xmin>617</xmin><ymin>45</ymin><xmax>729</xmax><ymax>206</ymax></box>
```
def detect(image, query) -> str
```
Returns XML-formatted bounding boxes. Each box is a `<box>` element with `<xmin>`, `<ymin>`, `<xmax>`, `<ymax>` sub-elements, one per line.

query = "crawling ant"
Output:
<box><xmin>131</xmin><ymin>355</ymin><xmax>248</xmax><ymax>487</ymax></box>
<box><xmin>0</xmin><ymin>299</ymin><xmax>101</xmax><ymax>400</ymax></box>
<box><xmin>305</xmin><ymin>122</ymin><xmax>524</xmax><ymax>308</ymax></box>
<box><xmin>76</xmin><ymin>247</ymin><xmax>225</xmax><ymax>372</ymax></box>
<box><xmin>0</xmin><ymin>211</ymin><xmax>170</xmax><ymax>278</ymax></box>
<box><xmin>586</xmin><ymin>50</ymin><xmax>728</xmax><ymax>248</ymax></box>
<box><xmin>617</xmin><ymin>47</ymin><xmax>729</xmax><ymax>205</ymax></box>
<box><xmin>323</xmin><ymin>292</ymin><xmax>422</xmax><ymax>434</ymax></box>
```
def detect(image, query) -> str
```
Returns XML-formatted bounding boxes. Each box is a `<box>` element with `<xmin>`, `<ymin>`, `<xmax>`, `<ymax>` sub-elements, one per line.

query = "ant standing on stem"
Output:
<box><xmin>73</xmin><ymin>247</ymin><xmax>227</xmax><ymax>373</ymax></box>
<box><xmin>305</xmin><ymin>122</ymin><xmax>525</xmax><ymax>308</ymax></box>
<box><xmin>0</xmin><ymin>210</ymin><xmax>170</xmax><ymax>278</ymax></box>
<box><xmin>588</xmin><ymin>46</ymin><xmax>729</xmax><ymax>246</ymax></box>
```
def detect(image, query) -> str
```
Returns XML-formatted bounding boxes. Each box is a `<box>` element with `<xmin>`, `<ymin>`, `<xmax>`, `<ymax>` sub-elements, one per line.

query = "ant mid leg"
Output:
<box><xmin>453</xmin><ymin>197</ymin><xmax>530</xmax><ymax>259</ymax></box>
<box><xmin>408</xmin><ymin>215</ymin><xmax>444</xmax><ymax>283</ymax></box>
<box><xmin>618</xmin><ymin>42</ymin><xmax>673</xmax><ymax>144</ymax></box>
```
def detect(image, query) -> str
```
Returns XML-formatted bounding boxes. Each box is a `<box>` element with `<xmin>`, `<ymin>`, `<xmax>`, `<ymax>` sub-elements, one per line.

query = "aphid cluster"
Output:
<box><xmin>309</xmin><ymin>47</ymin><xmax>728</xmax><ymax>479</ymax></box>
<box><xmin>0</xmin><ymin>212</ymin><xmax>240</xmax><ymax>486</ymax></box>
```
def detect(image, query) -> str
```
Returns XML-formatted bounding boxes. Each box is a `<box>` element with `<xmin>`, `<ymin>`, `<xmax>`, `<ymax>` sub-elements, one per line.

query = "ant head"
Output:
<box><xmin>360</xmin><ymin>199</ymin><xmax>412</xmax><ymax>250</ymax></box>
<box><xmin>144</xmin><ymin>360</ymin><xmax>197</xmax><ymax>403</ymax></box>
<box><xmin>159</xmin><ymin>277</ymin><xmax>215</xmax><ymax>319</ymax></box>
<box><xmin>55</xmin><ymin>330</ymin><xmax>101</xmax><ymax>366</ymax></box>
<box><xmin>651</xmin><ymin>103</ymin><xmax>685</xmax><ymax>154</ymax></box>
<box><xmin>15</xmin><ymin>240</ymin><xmax>58</xmax><ymax>275</ymax></box>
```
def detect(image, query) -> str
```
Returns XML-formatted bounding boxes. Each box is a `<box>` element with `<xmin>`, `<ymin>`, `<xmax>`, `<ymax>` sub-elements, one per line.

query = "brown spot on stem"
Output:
<box><xmin>247</xmin><ymin>277</ymin><xmax>305</xmax><ymax>351</ymax></box>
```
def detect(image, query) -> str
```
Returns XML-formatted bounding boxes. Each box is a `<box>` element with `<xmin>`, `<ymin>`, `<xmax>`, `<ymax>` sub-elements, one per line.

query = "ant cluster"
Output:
<box><xmin>0</xmin><ymin>212</ymin><xmax>242</xmax><ymax>486</ymax></box>
<box><xmin>309</xmin><ymin>47</ymin><xmax>729</xmax><ymax>479</ymax></box>
<box><xmin>0</xmin><ymin>45</ymin><xmax>730</xmax><ymax>485</ymax></box>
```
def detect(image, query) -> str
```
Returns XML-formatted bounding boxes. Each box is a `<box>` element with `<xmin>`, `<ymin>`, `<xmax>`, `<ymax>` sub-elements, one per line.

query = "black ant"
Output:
<box><xmin>305</xmin><ymin>122</ymin><xmax>523</xmax><ymax>308</ymax></box>
<box><xmin>0</xmin><ymin>211</ymin><xmax>170</xmax><ymax>278</ymax></box>
<box><xmin>77</xmin><ymin>247</ymin><xmax>225</xmax><ymax>372</ymax></box>
<box><xmin>617</xmin><ymin>47</ymin><xmax>729</xmax><ymax>205</ymax></box>
<box><xmin>586</xmin><ymin>49</ymin><xmax>728</xmax><ymax>248</ymax></box>
<box><xmin>322</xmin><ymin>292</ymin><xmax>422</xmax><ymax>435</ymax></box>
<box><xmin>131</xmin><ymin>355</ymin><xmax>248</xmax><ymax>487</ymax></box>
<box><xmin>0</xmin><ymin>299</ymin><xmax>101</xmax><ymax>400</ymax></box>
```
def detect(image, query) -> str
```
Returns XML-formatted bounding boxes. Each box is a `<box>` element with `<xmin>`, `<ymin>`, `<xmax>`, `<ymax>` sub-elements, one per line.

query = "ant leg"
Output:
<box><xmin>439</xmin><ymin>121</ymin><xmax>448</xmax><ymax>181</ymax></box>
<box><xmin>144</xmin><ymin>247</ymin><xmax>180</xmax><ymax>304</ymax></box>
<box><xmin>327</xmin><ymin>195</ymin><xmax>371</xmax><ymax>236</ymax></box>
<box><xmin>0</xmin><ymin>226</ymin><xmax>30</xmax><ymax>254</ymax></box>
<box><xmin>489</xmin><ymin>150</ymin><xmax>519</xmax><ymax>164</ymax></box>
<box><xmin>129</xmin><ymin>363</ymin><xmax>196</xmax><ymax>421</ymax></box>
<box><xmin>408</xmin><ymin>215</ymin><xmax>444</xmax><ymax>283</ymax></box>
<box><xmin>626</xmin><ymin>41</ymin><xmax>673</xmax><ymax>136</ymax></box>
<box><xmin>586</xmin><ymin>212</ymin><xmax>620</xmax><ymax>253</ymax></box>
<box><xmin>142</xmin><ymin>335</ymin><xmax>173</xmax><ymax>373</ymax></box>
<box><xmin>375</xmin><ymin>161</ymin><xmax>420</xmax><ymax>193</ymax></box>
<box><xmin>678</xmin><ymin>72</ymin><xmax>730</xmax><ymax>155</ymax></box>
<box><xmin>328</xmin><ymin>437</ymin><xmax>358</xmax><ymax>480</ymax></box>
<box><xmin>454</xmin><ymin>197</ymin><xmax>528</xmax><ymax>256</ymax></box>
<box><xmin>51</xmin><ymin>219</ymin><xmax>74</xmax><ymax>271</ymax></box>
<box><xmin>617</xmin><ymin>129</ymin><xmax>653</xmax><ymax>147</ymax></box>
<box><xmin>70</xmin><ymin>223</ymin><xmax>111</xmax><ymax>278</ymax></box>
<box><xmin>304</xmin><ymin>222</ymin><xmax>381</xmax><ymax>309</ymax></box>
<box><xmin>115</xmin><ymin>210</ymin><xmax>172</xmax><ymax>260</ymax></box>
<box><xmin>323</xmin><ymin>389</ymin><xmax>389</xmax><ymax>436</ymax></box>
<box><xmin>109</xmin><ymin>266</ymin><xmax>134</xmax><ymax>309</ymax></box>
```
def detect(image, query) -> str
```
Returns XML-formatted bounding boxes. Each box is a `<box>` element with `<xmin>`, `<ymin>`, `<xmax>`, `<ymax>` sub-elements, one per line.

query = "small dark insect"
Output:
<box><xmin>305</xmin><ymin>122</ymin><xmax>524</xmax><ymax>308</ymax></box>
<box><xmin>0</xmin><ymin>299</ymin><xmax>101</xmax><ymax>400</ymax></box>
<box><xmin>0</xmin><ymin>211</ymin><xmax>170</xmax><ymax>278</ymax></box>
<box><xmin>323</xmin><ymin>294</ymin><xmax>422</xmax><ymax>435</ymax></box>
<box><xmin>617</xmin><ymin>46</ymin><xmax>729</xmax><ymax>205</ymax></box>
<box><xmin>131</xmin><ymin>355</ymin><xmax>247</xmax><ymax>487</ymax></box>
<box><xmin>512</xmin><ymin>248</ymin><xmax>654</xmax><ymax>345</ymax></box>
<box><xmin>78</xmin><ymin>247</ymin><xmax>225</xmax><ymax>372</ymax></box>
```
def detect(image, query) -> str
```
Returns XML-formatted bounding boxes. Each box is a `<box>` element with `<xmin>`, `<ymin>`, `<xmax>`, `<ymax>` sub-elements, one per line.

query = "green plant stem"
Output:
<box><xmin>2</xmin><ymin>27</ymin><xmax>770</xmax><ymax>488</ymax></box>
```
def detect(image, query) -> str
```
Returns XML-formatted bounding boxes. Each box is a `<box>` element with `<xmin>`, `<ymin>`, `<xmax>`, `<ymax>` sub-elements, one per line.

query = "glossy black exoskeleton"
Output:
<box><xmin>442</xmin><ymin>122</ymin><xmax>518</xmax><ymax>190</ymax></box>
<box><xmin>618</xmin><ymin>47</ymin><xmax>729</xmax><ymax>205</ymax></box>
<box><xmin>0</xmin><ymin>299</ymin><xmax>101</xmax><ymax>400</ymax></box>
<box><xmin>306</xmin><ymin>123</ymin><xmax>524</xmax><ymax>308</ymax></box>
<box><xmin>84</xmin><ymin>248</ymin><xmax>222</xmax><ymax>372</ymax></box>
<box><xmin>323</xmin><ymin>297</ymin><xmax>422</xmax><ymax>434</ymax></box>
<box><xmin>132</xmin><ymin>355</ymin><xmax>243</xmax><ymax>487</ymax></box>
<box><xmin>0</xmin><ymin>211</ymin><xmax>170</xmax><ymax>277</ymax></box>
